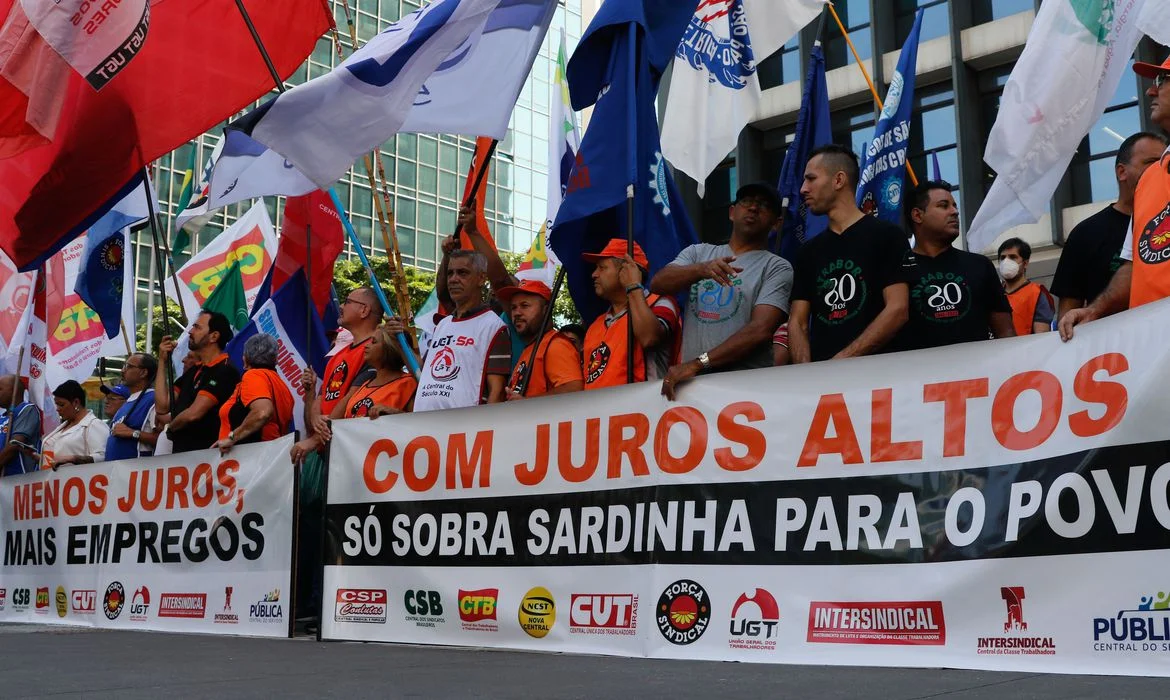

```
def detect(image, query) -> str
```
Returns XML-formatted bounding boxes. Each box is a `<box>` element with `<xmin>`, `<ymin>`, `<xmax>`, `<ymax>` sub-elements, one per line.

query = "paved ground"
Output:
<box><xmin>0</xmin><ymin>625</ymin><xmax>1165</xmax><ymax>699</ymax></box>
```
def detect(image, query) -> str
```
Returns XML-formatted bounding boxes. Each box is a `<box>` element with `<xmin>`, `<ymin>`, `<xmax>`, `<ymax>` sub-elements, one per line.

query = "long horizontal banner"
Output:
<box><xmin>323</xmin><ymin>299</ymin><xmax>1170</xmax><ymax>674</ymax></box>
<box><xmin>0</xmin><ymin>435</ymin><xmax>295</xmax><ymax>638</ymax></box>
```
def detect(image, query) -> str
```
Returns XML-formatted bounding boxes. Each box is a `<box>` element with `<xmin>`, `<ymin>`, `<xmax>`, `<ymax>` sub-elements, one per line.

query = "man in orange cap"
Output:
<box><xmin>580</xmin><ymin>239</ymin><xmax>680</xmax><ymax>389</ymax></box>
<box><xmin>1061</xmin><ymin>54</ymin><xmax>1170</xmax><ymax>340</ymax></box>
<box><xmin>497</xmin><ymin>279</ymin><xmax>583</xmax><ymax>399</ymax></box>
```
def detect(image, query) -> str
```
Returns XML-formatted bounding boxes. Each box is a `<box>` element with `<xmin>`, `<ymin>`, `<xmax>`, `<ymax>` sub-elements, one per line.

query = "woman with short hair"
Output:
<box><xmin>39</xmin><ymin>380</ymin><xmax>110</xmax><ymax>467</ymax></box>
<box><xmin>214</xmin><ymin>335</ymin><xmax>294</xmax><ymax>455</ymax></box>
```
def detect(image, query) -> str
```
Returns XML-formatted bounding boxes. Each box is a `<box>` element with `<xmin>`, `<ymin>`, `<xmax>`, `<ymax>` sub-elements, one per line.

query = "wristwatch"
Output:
<box><xmin>697</xmin><ymin>352</ymin><xmax>711</xmax><ymax>370</ymax></box>
<box><xmin>132</xmin><ymin>430</ymin><xmax>141</xmax><ymax>441</ymax></box>
<box><xmin>625</xmin><ymin>283</ymin><xmax>644</xmax><ymax>295</ymax></box>
<box><xmin>228</xmin><ymin>430</ymin><xmax>236</xmax><ymax>442</ymax></box>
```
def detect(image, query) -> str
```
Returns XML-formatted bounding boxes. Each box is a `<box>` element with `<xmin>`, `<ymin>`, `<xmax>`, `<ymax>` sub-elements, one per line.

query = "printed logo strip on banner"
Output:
<box><xmin>1093</xmin><ymin>590</ymin><xmax>1170</xmax><ymax>654</ymax></box>
<box><xmin>806</xmin><ymin>601</ymin><xmax>945</xmax><ymax>646</ymax></box>
<box><xmin>976</xmin><ymin>587</ymin><xmax>1055</xmax><ymax>656</ymax></box>
<box><xmin>569</xmin><ymin>594</ymin><xmax>638</xmax><ymax>636</ymax></box>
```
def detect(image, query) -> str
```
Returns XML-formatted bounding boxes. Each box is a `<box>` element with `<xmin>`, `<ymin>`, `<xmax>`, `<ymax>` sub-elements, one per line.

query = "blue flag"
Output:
<box><xmin>75</xmin><ymin>188</ymin><xmax>150</xmax><ymax>339</ymax></box>
<box><xmin>856</xmin><ymin>9</ymin><xmax>923</xmax><ymax>223</ymax></box>
<box><xmin>776</xmin><ymin>43</ymin><xmax>832</xmax><ymax>261</ymax></box>
<box><xmin>227</xmin><ymin>268</ymin><xmax>329</xmax><ymax>434</ymax></box>
<box><xmin>930</xmin><ymin>150</ymin><xmax>942</xmax><ymax>182</ymax></box>
<box><xmin>551</xmin><ymin>0</ymin><xmax>698</xmax><ymax>322</ymax></box>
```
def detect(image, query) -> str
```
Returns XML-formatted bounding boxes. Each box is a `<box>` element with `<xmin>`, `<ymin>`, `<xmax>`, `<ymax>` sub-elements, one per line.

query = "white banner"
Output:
<box><xmin>323</xmin><ymin>299</ymin><xmax>1170</xmax><ymax>675</ymax></box>
<box><xmin>0</xmin><ymin>436</ymin><xmax>296</xmax><ymax>637</ymax></box>
<box><xmin>20</xmin><ymin>0</ymin><xmax>149</xmax><ymax>89</ymax></box>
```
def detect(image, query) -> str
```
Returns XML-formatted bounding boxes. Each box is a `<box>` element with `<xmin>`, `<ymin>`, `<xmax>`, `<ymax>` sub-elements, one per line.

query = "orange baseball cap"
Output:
<box><xmin>496</xmin><ymin>278</ymin><xmax>553</xmax><ymax>302</ymax></box>
<box><xmin>1134</xmin><ymin>55</ymin><xmax>1170</xmax><ymax>79</ymax></box>
<box><xmin>581</xmin><ymin>238</ymin><xmax>650</xmax><ymax>268</ymax></box>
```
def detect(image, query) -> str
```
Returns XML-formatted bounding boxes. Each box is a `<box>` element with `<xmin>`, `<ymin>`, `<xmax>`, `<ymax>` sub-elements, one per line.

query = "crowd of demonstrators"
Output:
<box><xmin>155</xmin><ymin>310</ymin><xmax>241</xmax><ymax>454</ymax></box>
<box><xmin>895</xmin><ymin>181</ymin><xmax>1015</xmax><ymax>351</ymax></box>
<box><xmin>997</xmin><ymin>238</ymin><xmax>1054</xmax><ymax>335</ymax></box>
<box><xmin>214</xmin><ymin>335</ymin><xmax>295</xmax><ymax>455</ymax></box>
<box><xmin>0</xmin><ymin>375</ymin><xmax>41</xmax><ymax>475</ymax></box>
<box><xmin>39</xmin><ymin>380</ymin><xmax>109</xmax><ymax>468</ymax></box>
<box><xmin>105</xmin><ymin>353</ymin><xmax>160</xmax><ymax>461</ymax></box>
<box><xmin>1062</xmin><ymin>56</ymin><xmax>1170</xmax><ymax>338</ymax></box>
<box><xmin>790</xmin><ymin>144</ymin><xmax>914</xmax><ymax>363</ymax></box>
<box><xmin>497</xmin><ymin>279</ymin><xmax>583</xmax><ymax>399</ymax></box>
<box><xmin>651</xmin><ymin>183</ymin><xmax>792</xmax><ymax>399</ymax></box>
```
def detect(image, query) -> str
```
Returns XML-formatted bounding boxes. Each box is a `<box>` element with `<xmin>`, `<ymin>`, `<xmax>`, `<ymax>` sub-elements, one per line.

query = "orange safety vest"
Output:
<box><xmin>508</xmin><ymin>331</ymin><xmax>575</xmax><ymax>397</ymax></box>
<box><xmin>582</xmin><ymin>296</ymin><xmax>662</xmax><ymax>390</ymax></box>
<box><xmin>344</xmin><ymin>375</ymin><xmax>417</xmax><ymax>418</ymax></box>
<box><xmin>1129</xmin><ymin>152</ymin><xmax>1170</xmax><ymax>308</ymax></box>
<box><xmin>1006</xmin><ymin>282</ymin><xmax>1052</xmax><ymax>336</ymax></box>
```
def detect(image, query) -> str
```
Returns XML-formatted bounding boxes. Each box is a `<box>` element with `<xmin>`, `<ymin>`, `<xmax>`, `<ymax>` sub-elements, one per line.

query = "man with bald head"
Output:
<box><xmin>0</xmin><ymin>374</ymin><xmax>41</xmax><ymax>476</ymax></box>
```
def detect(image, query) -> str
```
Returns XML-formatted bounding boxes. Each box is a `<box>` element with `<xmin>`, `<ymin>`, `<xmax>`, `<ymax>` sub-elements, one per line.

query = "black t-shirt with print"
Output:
<box><xmin>1050</xmin><ymin>204</ymin><xmax>1129</xmax><ymax>305</ymax></box>
<box><xmin>893</xmin><ymin>246</ymin><xmax>1011</xmax><ymax>352</ymax></box>
<box><xmin>170</xmin><ymin>353</ymin><xmax>241</xmax><ymax>453</ymax></box>
<box><xmin>791</xmin><ymin>215</ymin><xmax>914</xmax><ymax>361</ymax></box>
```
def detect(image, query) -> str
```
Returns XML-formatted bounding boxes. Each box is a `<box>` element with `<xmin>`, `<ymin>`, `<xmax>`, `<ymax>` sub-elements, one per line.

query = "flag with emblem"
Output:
<box><xmin>661</xmin><ymin>0</ymin><xmax>826</xmax><ymax>195</ymax></box>
<box><xmin>856</xmin><ymin>8</ymin><xmax>923</xmax><ymax>223</ymax></box>
<box><xmin>550</xmin><ymin>0</ymin><xmax>698</xmax><ymax>323</ymax></box>
<box><xmin>74</xmin><ymin>182</ymin><xmax>152</xmax><ymax>338</ymax></box>
<box><xmin>967</xmin><ymin>0</ymin><xmax>1149</xmax><ymax>254</ymax></box>
<box><xmin>775</xmin><ymin>42</ymin><xmax>831</xmax><ymax>260</ymax></box>
<box><xmin>173</xmin><ymin>139</ymin><xmax>226</xmax><ymax>258</ymax></box>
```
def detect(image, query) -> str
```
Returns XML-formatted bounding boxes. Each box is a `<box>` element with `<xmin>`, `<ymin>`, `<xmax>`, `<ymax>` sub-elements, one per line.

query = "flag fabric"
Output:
<box><xmin>0</xmin><ymin>250</ymin><xmax>34</xmax><ymax>369</ymax></box>
<box><xmin>272</xmin><ymin>191</ymin><xmax>345</xmax><ymax>315</ymax></box>
<box><xmin>173</xmin><ymin>139</ymin><xmax>226</xmax><ymax>255</ymax></box>
<box><xmin>1139</xmin><ymin>2</ymin><xmax>1170</xmax><ymax>45</ymax></box>
<box><xmin>460</xmin><ymin>137</ymin><xmax>498</xmax><ymax>252</ymax></box>
<box><xmin>202</xmin><ymin>260</ymin><xmax>249</xmax><ymax>332</ymax></box>
<box><xmin>516</xmin><ymin>225</ymin><xmax>562</xmax><ymax>287</ymax></box>
<box><xmin>401</xmin><ymin>0</ymin><xmax>557</xmax><ymax>138</ymax></box>
<box><xmin>0</xmin><ymin>3</ymin><xmax>72</xmax><ymax>156</ymax></box>
<box><xmin>550</xmin><ymin>0</ymin><xmax>699</xmax><ymax>323</ymax></box>
<box><xmin>544</xmin><ymin>29</ymin><xmax>580</xmax><ymax>234</ymax></box>
<box><xmin>856</xmin><ymin>9</ymin><xmax>923</xmax><ymax>223</ymax></box>
<box><xmin>661</xmin><ymin>0</ymin><xmax>826</xmax><ymax>195</ymax></box>
<box><xmin>74</xmin><ymin>182</ymin><xmax>152</xmax><ymax>338</ymax></box>
<box><xmin>246</xmin><ymin>0</ymin><xmax>505</xmax><ymax>188</ymax></box>
<box><xmin>414</xmin><ymin>287</ymin><xmax>441</xmax><ymax>348</ymax></box>
<box><xmin>775</xmin><ymin>42</ymin><xmax>832</xmax><ymax>261</ymax></box>
<box><xmin>226</xmin><ymin>269</ymin><xmax>328</xmax><ymax>435</ymax></box>
<box><xmin>0</xmin><ymin>0</ymin><xmax>333</xmax><ymax>271</ymax></box>
<box><xmin>10</xmin><ymin>266</ymin><xmax>53</xmax><ymax>430</ymax></box>
<box><xmin>19</xmin><ymin>0</ymin><xmax>149</xmax><ymax>89</ymax></box>
<box><xmin>966</xmin><ymin>0</ymin><xmax>1148</xmax><ymax>254</ymax></box>
<box><xmin>201</xmin><ymin>124</ymin><xmax>318</xmax><ymax>217</ymax></box>
<box><xmin>930</xmin><ymin>150</ymin><xmax>942</xmax><ymax>182</ymax></box>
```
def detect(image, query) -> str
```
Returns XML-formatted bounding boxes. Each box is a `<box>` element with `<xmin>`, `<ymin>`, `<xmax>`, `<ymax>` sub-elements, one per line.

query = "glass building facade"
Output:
<box><xmin>134</xmin><ymin>0</ymin><xmax>585</xmax><ymax>320</ymax></box>
<box><xmin>684</xmin><ymin>0</ymin><xmax>1167</xmax><ymax>284</ymax></box>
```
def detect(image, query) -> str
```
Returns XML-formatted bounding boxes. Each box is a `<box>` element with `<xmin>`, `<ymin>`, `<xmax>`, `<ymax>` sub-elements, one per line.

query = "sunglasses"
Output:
<box><xmin>1156</xmin><ymin>73</ymin><xmax>1170</xmax><ymax>89</ymax></box>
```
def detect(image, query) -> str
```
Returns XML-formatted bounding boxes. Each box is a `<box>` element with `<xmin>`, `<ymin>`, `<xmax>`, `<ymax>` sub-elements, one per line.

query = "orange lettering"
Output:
<box><xmin>715</xmin><ymin>401</ymin><xmax>766</xmax><ymax>472</ymax></box>
<box><xmin>607</xmin><ymin>412</ymin><xmax>650</xmax><ymax>479</ymax></box>
<box><xmin>654</xmin><ymin>407</ymin><xmax>707</xmax><ymax>475</ymax></box>
<box><xmin>191</xmin><ymin>464</ymin><xmax>214</xmax><ymax>507</ymax></box>
<box><xmin>1069</xmin><ymin>352</ymin><xmax>1129</xmax><ymax>437</ymax></box>
<box><xmin>870</xmin><ymin>388</ymin><xmax>923</xmax><ymax>462</ymax></box>
<box><xmin>798</xmin><ymin>393</ymin><xmax>863</xmax><ymax>467</ymax></box>
<box><xmin>166</xmin><ymin>466</ymin><xmax>190</xmax><ymax>509</ymax></box>
<box><xmin>923</xmin><ymin>378</ymin><xmax>989</xmax><ymax>457</ymax></box>
<box><xmin>88</xmin><ymin>474</ymin><xmax>108</xmax><ymax>515</ymax></box>
<box><xmin>515</xmin><ymin>423</ymin><xmax>549</xmax><ymax>486</ymax></box>
<box><xmin>445</xmin><ymin>431</ymin><xmax>493</xmax><ymax>489</ymax></box>
<box><xmin>403</xmin><ymin>436</ymin><xmax>441</xmax><ymax>492</ymax></box>
<box><xmin>558</xmin><ymin>418</ymin><xmax>600</xmax><ymax>483</ymax></box>
<box><xmin>992</xmin><ymin>371</ymin><xmax>1062</xmax><ymax>450</ymax></box>
<box><xmin>362</xmin><ymin>439</ymin><xmax>399</xmax><ymax>494</ymax></box>
<box><xmin>63</xmin><ymin>477</ymin><xmax>85</xmax><ymax>517</ymax></box>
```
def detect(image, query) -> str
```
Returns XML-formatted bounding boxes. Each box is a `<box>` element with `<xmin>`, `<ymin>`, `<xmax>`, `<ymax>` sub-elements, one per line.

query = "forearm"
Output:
<box><xmin>137</xmin><ymin>431</ymin><xmax>159</xmax><ymax>448</ymax></box>
<box><xmin>649</xmin><ymin>264</ymin><xmax>704</xmax><ymax>296</ymax></box>
<box><xmin>467</xmin><ymin>230</ymin><xmax>514</xmax><ymax>290</ymax></box>
<box><xmin>788</xmin><ymin>305</ymin><xmax>811</xmax><ymax>364</ymax></box>
<box><xmin>989</xmin><ymin>312</ymin><xmax>1016</xmax><ymax>339</ymax></box>
<box><xmin>627</xmin><ymin>293</ymin><xmax>665</xmax><ymax>348</ymax></box>
<box><xmin>484</xmin><ymin>376</ymin><xmax>506</xmax><ymax>404</ymax></box>
<box><xmin>703</xmin><ymin>321</ymin><xmax>776</xmax><ymax>369</ymax></box>
<box><xmin>549</xmin><ymin>380</ymin><xmax>583</xmax><ymax>395</ymax></box>
<box><xmin>436</xmin><ymin>256</ymin><xmax>452</xmax><ymax>309</ymax></box>
<box><xmin>0</xmin><ymin>443</ymin><xmax>19</xmax><ymax>468</ymax></box>
<box><xmin>231</xmin><ymin>406</ymin><xmax>273</xmax><ymax>443</ymax></box>
<box><xmin>1057</xmin><ymin>297</ymin><xmax>1083</xmax><ymax>321</ymax></box>
<box><xmin>1087</xmin><ymin>263</ymin><xmax>1131</xmax><ymax>317</ymax></box>
<box><xmin>837</xmin><ymin>305</ymin><xmax>907</xmax><ymax>359</ymax></box>
<box><xmin>154</xmin><ymin>369</ymin><xmax>171</xmax><ymax>414</ymax></box>
<box><xmin>305</xmin><ymin>398</ymin><xmax>322</xmax><ymax>435</ymax></box>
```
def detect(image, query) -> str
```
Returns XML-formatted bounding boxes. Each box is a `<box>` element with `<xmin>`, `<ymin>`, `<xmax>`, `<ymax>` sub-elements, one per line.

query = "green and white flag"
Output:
<box><xmin>173</xmin><ymin>138</ymin><xmax>225</xmax><ymax>257</ymax></box>
<box><xmin>967</xmin><ymin>0</ymin><xmax>1148</xmax><ymax>254</ymax></box>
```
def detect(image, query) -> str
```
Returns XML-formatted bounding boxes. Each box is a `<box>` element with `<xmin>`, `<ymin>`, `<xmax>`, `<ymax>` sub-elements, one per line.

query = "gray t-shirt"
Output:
<box><xmin>672</xmin><ymin>244</ymin><xmax>793</xmax><ymax>370</ymax></box>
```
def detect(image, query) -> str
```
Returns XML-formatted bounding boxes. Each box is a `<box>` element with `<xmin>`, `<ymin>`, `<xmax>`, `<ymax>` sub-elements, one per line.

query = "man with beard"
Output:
<box><xmin>651</xmin><ymin>183</ymin><xmax>792</xmax><ymax>399</ymax></box>
<box><xmin>894</xmin><ymin>181</ymin><xmax>1015</xmax><ymax>351</ymax></box>
<box><xmin>789</xmin><ymin>144</ymin><xmax>913</xmax><ymax>362</ymax></box>
<box><xmin>155</xmin><ymin>310</ymin><xmax>241</xmax><ymax>453</ymax></box>
<box><xmin>496</xmin><ymin>279</ymin><xmax>583</xmax><ymax>399</ymax></box>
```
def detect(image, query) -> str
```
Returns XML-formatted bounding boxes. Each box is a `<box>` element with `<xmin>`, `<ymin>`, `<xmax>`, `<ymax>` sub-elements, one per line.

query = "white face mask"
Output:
<box><xmin>999</xmin><ymin>258</ymin><xmax>1021</xmax><ymax>280</ymax></box>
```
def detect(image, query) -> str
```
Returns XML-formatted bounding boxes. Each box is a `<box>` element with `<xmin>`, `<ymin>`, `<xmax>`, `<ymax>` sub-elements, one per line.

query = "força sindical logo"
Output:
<box><xmin>657</xmin><ymin>580</ymin><xmax>711</xmax><ymax>645</ymax></box>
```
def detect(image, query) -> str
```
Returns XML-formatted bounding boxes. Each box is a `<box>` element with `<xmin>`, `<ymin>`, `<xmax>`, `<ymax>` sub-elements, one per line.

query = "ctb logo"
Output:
<box><xmin>458</xmin><ymin>588</ymin><xmax>499</xmax><ymax>631</ymax></box>
<box><xmin>35</xmin><ymin>586</ymin><xmax>49</xmax><ymax>614</ymax></box>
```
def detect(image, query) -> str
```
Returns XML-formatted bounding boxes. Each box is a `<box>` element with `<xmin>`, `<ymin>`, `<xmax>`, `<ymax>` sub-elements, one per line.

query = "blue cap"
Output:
<box><xmin>99</xmin><ymin>384</ymin><xmax>131</xmax><ymax>399</ymax></box>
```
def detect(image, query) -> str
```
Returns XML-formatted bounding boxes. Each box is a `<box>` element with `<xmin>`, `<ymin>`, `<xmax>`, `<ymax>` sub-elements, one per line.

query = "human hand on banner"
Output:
<box><xmin>367</xmin><ymin>404</ymin><xmax>404</xmax><ymax>419</ymax></box>
<box><xmin>213</xmin><ymin>436</ymin><xmax>235</xmax><ymax>456</ymax></box>
<box><xmin>290</xmin><ymin>436</ymin><xmax>321</xmax><ymax>466</ymax></box>
<box><xmin>660</xmin><ymin>360</ymin><xmax>701</xmax><ymax>401</ymax></box>
<box><xmin>301</xmin><ymin>367</ymin><xmax>318</xmax><ymax>395</ymax></box>
<box><xmin>311</xmin><ymin>415</ymin><xmax>332</xmax><ymax>441</ymax></box>
<box><xmin>617</xmin><ymin>256</ymin><xmax>643</xmax><ymax>288</ymax></box>
<box><xmin>1058</xmin><ymin>306</ymin><xmax>1098</xmax><ymax>341</ymax></box>
<box><xmin>505</xmin><ymin>390</ymin><xmax>526</xmax><ymax>402</ymax></box>
<box><xmin>158</xmin><ymin>335</ymin><xmax>177</xmax><ymax>360</ymax></box>
<box><xmin>702</xmin><ymin>257</ymin><xmax>742</xmax><ymax>287</ymax></box>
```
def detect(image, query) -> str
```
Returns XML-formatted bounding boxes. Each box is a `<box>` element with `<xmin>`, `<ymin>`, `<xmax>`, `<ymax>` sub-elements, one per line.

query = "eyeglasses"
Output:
<box><xmin>736</xmin><ymin>198</ymin><xmax>777</xmax><ymax>213</ymax></box>
<box><xmin>1156</xmin><ymin>73</ymin><xmax>1169</xmax><ymax>89</ymax></box>
<box><xmin>341</xmin><ymin>297</ymin><xmax>369</xmax><ymax>308</ymax></box>
<box><xmin>124</xmin><ymin>363</ymin><xmax>144</xmax><ymax>370</ymax></box>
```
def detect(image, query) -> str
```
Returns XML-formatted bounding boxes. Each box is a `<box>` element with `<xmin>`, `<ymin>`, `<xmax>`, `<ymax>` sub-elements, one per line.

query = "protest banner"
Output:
<box><xmin>323</xmin><ymin>299</ymin><xmax>1170</xmax><ymax>675</ymax></box>
<box><xmin>0</xmin><ymin>436</ymin><xmax>296</xmax><ymax>638</ymax></box>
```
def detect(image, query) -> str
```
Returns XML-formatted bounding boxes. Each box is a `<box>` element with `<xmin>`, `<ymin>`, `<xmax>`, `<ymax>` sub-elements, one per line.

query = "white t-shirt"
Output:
<box><xmin>42</xmin><ymin>411</ymin><xmax>110</xmax><ymax>466</ymax></box>
<box><xmin>1118</xmin><ymin>144</ymin><xmax>1170</xmax><ymax>263</ymax></box>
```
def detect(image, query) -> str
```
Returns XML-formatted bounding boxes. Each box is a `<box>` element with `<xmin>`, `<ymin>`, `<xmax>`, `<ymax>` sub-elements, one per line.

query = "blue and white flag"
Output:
<box><xmin>661</xmin><ymin>0</ymin><xmax>825</xmax><ymax>195</ymax></box>
<box><xmin>401</xmin><ymin>0</ymin><xmax>556</xmax><ymax>138</ymax></box>
<box><xmin>226</xmin><ymin>268</ymin><xmax>328</xmax><ymax>434</ymax></box>
<box><xmin>856</xmin><ymin>8</ymin><xmax>923</xmax><ymax>223</ymax></box>
<box><xmin>550</xmin><ymin>0</ymin><xmax>698</xmax><ymax>323</ymax></box>
<box><xmin>203</xmin><ymin>125</ymin><xmax>317</xmax><ymax>215</ymax></box>
<box><xmin>245</xmin><ymin>0</ymin><xmax>504</xmax><ymax>188</ymax></box>
<box><xmin>74</xmin><ymin>182</ymin><xmax>152</xmax><ymax>339</ymax></box>
<box><xmin>775</xmin><ymin>42</ymin><xmax>831</xmax><ymax>261</ymax></box>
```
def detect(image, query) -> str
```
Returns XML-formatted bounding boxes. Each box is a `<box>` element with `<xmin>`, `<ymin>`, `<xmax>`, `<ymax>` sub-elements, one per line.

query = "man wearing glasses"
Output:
<box><xmin>651</xmin><ymin>183</ymin><xmax>793</xmax><ymax>399</ymax></box>
<box><xmin>1061</xmin><ymin>55</ymin><xmax>1170</xmax><ymax>340</ymax></box>
<box><xmin>105</xmin><ymin>353</ymin><xmax>161</xmax><ymax>461</ymax></box>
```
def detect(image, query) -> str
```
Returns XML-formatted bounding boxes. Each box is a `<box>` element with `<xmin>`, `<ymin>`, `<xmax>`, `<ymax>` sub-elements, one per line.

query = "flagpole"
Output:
<box><xmin>120</xmin><ymin>319</ymin><xmax>133</xmax><ymax>356</ymax></box>
<box><xmin>231</xmin><ymin>0</ymin><xmax>420</xmax><ymax>378</ymax></box>
<box><xmin>513</xmin><ymin>267</ymin><xmax>566</xmax><ymax>397</ymax></box>
<box><xmin>826</xmin><ymin>3</ymin><xmax>918</xmax><ymax>186</ymax></box>
<box><xmin>453</xmin><ymin>140</ymin><xmax>499</xmax><ymax>247</ymax></box>
<box><xmin>305</xmin><ymin>222</ymin><xmax>312</xmax><ymax>361</ymax></box>
<box><xmin>624</xmin><ymin>23</ymin><xmax>636</xmax><ymax>386</ymax></box>
<box><xmin>141</xmin><ymin>168</ymin><xmax>177</xmax><ymax>398</ymax></box>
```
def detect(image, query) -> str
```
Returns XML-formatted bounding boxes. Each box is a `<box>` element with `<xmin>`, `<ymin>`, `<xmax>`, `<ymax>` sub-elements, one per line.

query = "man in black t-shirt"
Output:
<box><xmin>790</xmin><ymin>144</ymin><xmax>913</xmax><ymax>362</ymax></box>
<box><xmin>155</xmin><ymin>310</ymin><xmax>242</xmax><ymax>453</ymax></box>
<box><xmin>894</xmin><ymin>181</ymin><xmax>1014</xmax><ymax>351</ymax></box>
<box><xmin>1051</xmin><ymin>131</ymin><xmax>1168</xmax><ymax>321</ymax></box>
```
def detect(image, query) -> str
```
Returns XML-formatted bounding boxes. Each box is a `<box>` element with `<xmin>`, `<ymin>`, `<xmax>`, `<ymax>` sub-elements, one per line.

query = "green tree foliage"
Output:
<box><xmin>135</xmin><ymin>299</ymin><xmax>189</xmax><ymax>354</ymax></box>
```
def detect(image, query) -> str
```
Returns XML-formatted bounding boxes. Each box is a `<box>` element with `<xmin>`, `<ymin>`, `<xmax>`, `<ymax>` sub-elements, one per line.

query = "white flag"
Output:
<box><xmin>1138</xmin><ymin>1</ymin><xmax>1170</xmax><ymax>45</ymax></box>
<box><xmin>249</xmin><ymin>0</ymin><xmax>504</xmax><ymax>188</ymax></box>
<box><xmin>20</xmin><ymin>0</ymin><xmax>149</xmax><ymax>89</ymax></box>
<box><xmin>661</xmin><ymin>0</ymin><xmax>825</xmax><ymax>196</ymax></box>
<box><xmin>401</xmin><ymin>0</ymin><xmax>557</xmax><ymax>138</ymax></box>
<box><xmin>967</xmin><ymin>0</ymin><xmax>1149</xmax><ymax>254</ymax></box>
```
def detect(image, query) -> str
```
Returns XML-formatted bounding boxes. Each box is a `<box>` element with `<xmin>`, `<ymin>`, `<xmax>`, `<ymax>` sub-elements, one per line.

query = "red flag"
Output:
<box><xmin>0</xmin><ymin>0</ymin><xmax>334</xmax><ymax>271</ymax></box>
<box><xmin>460</xmin><ymin>137</ymin><xmax>497</xmax><ymax>252</ymax></box>
<box><xmin>273</xmin><ymin>191</ymin><xmax>344</xmax><ymax>315</ymax></box>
